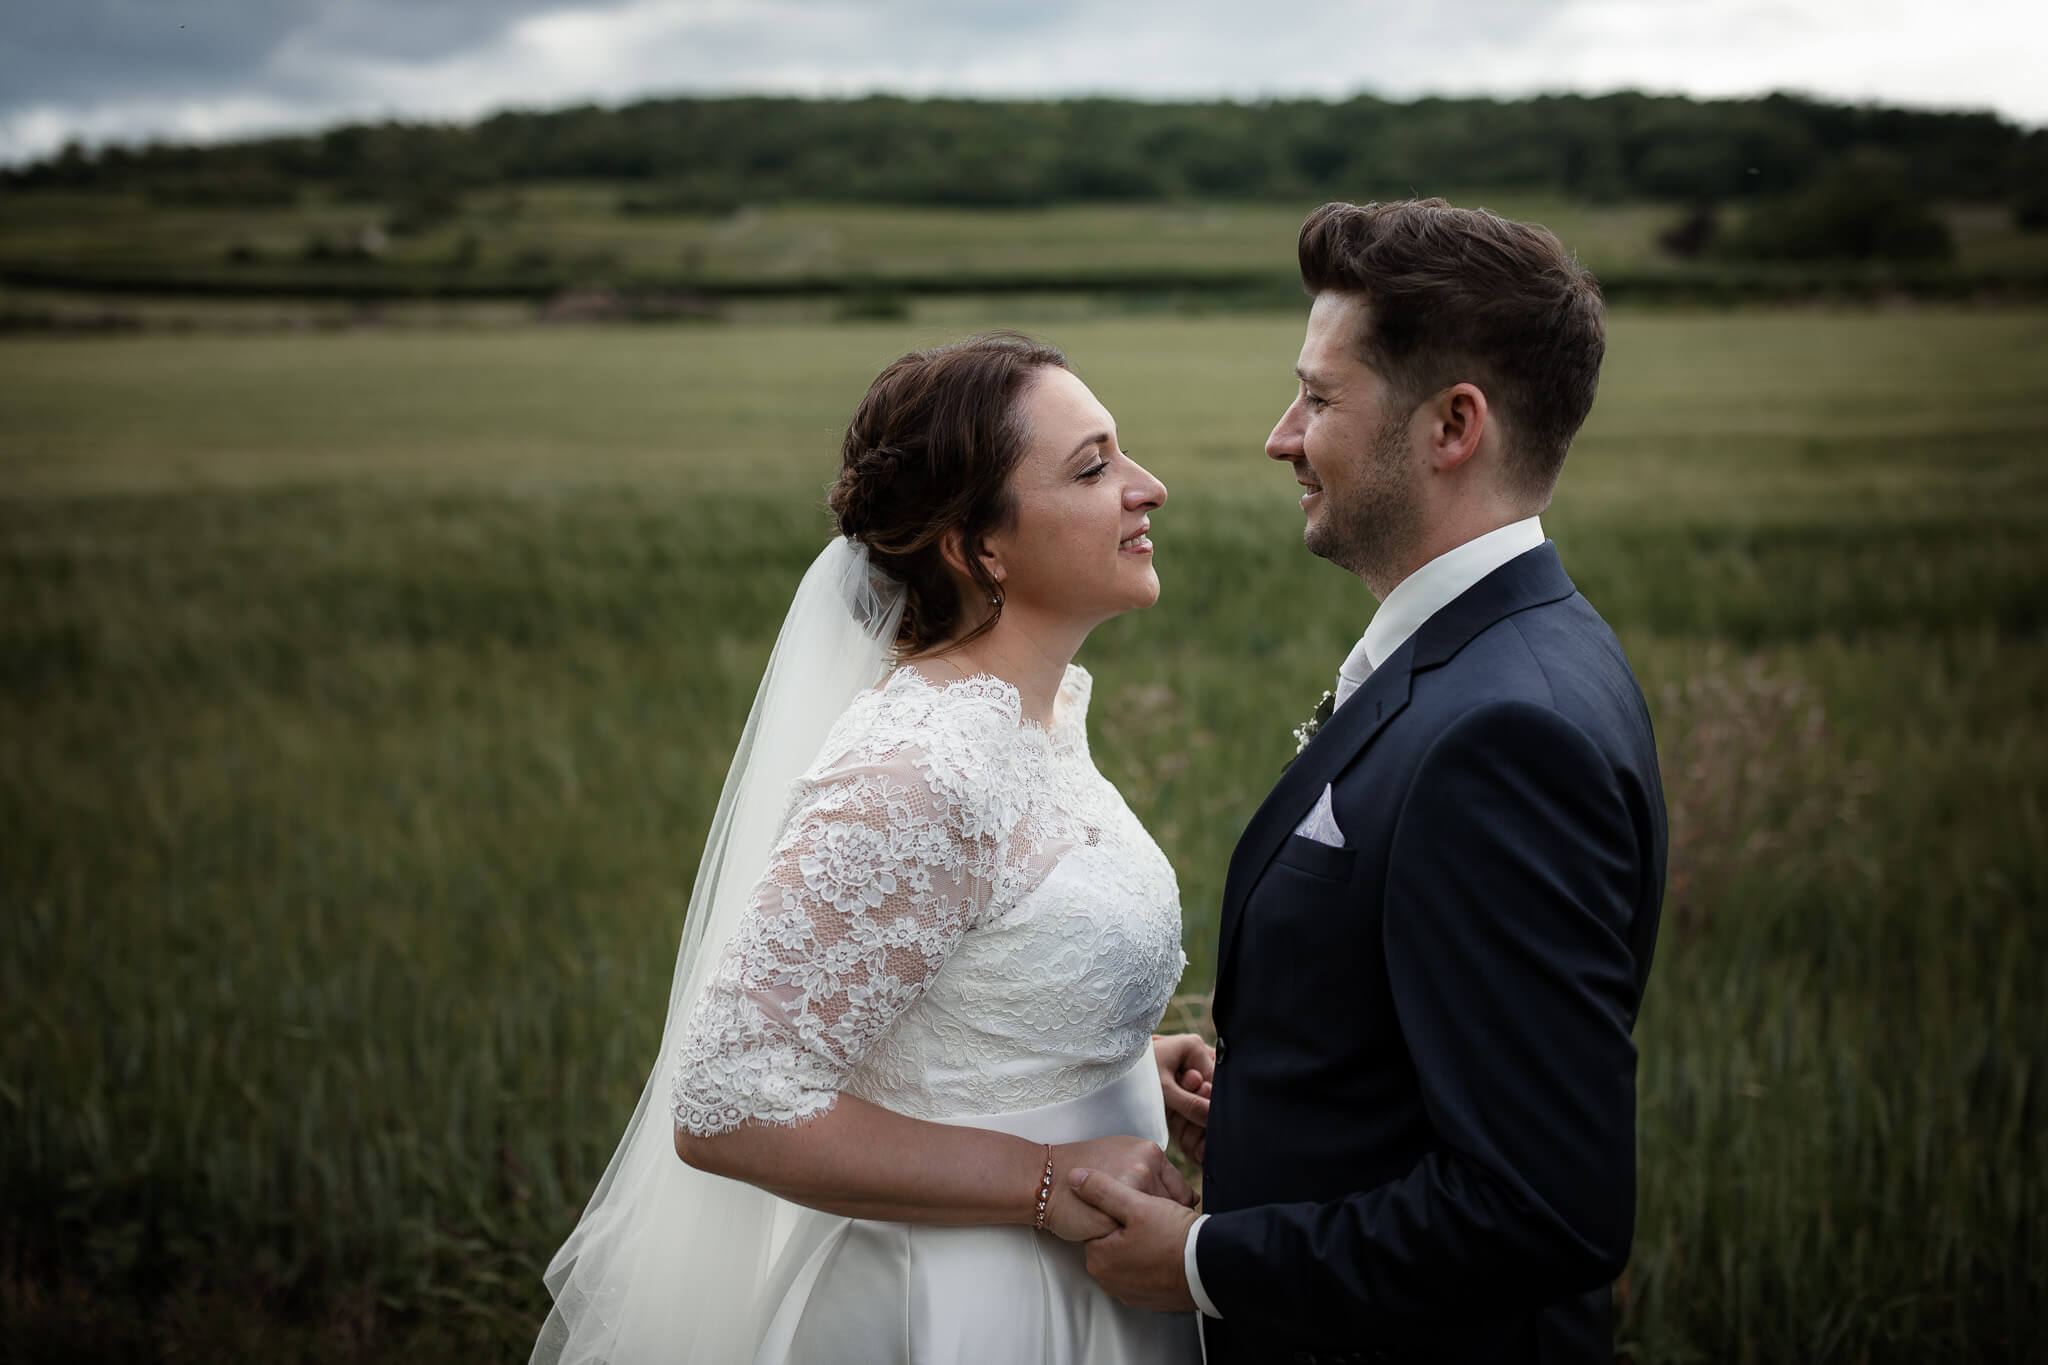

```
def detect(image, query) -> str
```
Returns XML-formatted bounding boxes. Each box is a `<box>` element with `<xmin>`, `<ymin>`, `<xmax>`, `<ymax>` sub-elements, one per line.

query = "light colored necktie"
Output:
<box><xmin>1334</xmin><ymin>637</ymin><xmax>1375</xmax><ymax>709</ymax></box>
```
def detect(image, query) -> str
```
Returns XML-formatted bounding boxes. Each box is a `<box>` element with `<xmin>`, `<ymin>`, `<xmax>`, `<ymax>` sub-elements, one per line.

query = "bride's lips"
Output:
<box><xmin>1118</xmin><ymin>521</ymin><xmax>1153</xmax><ymax>555</ymax></box>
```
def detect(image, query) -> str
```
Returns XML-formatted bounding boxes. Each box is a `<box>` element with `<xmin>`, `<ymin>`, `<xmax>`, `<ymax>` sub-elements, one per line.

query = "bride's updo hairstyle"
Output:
<box><xmin>829</xmin><ymin>331</ymin><xmax>1069</xmax><ymax>657</ymax></box>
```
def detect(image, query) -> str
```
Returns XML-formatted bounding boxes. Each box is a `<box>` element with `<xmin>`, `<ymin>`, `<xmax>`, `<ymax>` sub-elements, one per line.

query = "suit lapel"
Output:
<box><xmin>1211</xmin><ymin>543</ymin><xmax>1579</xmax><ymax>990</ymax></box>
<box><xmin>1213</xmin><ymin>643</ymin><xmax>1414</xmax><ymax>978</ymax></box>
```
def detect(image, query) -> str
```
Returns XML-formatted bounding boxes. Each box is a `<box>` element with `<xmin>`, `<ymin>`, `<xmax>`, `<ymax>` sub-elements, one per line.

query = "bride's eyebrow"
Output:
<box><xmin>1062</xmin><ymin>432</ymin><xmax>1111</xmax><ymax>467</ymax></box>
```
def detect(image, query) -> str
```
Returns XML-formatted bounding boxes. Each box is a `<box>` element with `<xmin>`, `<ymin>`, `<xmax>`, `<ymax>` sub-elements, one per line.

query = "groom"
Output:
<box><xmin>1072</xmin><ymin>199</ymin><xmax>1667</xmax><ymax>1363</ymax></box>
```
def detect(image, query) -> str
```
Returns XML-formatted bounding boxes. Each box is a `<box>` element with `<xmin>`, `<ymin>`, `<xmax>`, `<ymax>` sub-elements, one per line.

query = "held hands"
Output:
<box><xmin>1041</xmin><ymin>1136</ymin><xmax>1197</xmax><ymax>1242</ymax></box>
<box><xmin>1152</xmin><ymin>1032</ymin><xmax>1214</xmax><ymax>1164</ymax></box>
<box><xmin>1068</xmin><ymin>1169</ymin><xmax>1202</xmax><ymax>1313</ymax></box>
<box><xmin>1068</xmin><ymin>1036</ymin><xmax>1209</xmax><ymax>1315</ymax></box>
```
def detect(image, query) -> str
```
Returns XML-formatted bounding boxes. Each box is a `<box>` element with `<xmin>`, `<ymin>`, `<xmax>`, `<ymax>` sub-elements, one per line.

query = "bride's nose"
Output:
<box><xmin>1124</xmin><ymin>459</ymin><xmax>1167</xmax><ymax>511</ymax></box>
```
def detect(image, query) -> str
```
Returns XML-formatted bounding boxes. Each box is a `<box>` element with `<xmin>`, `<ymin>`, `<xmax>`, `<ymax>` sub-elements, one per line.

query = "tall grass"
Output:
<box><xmin>2</xmin><ymin>311</ymin><xmax>2043</xmax><ymax>1360</ymax></box>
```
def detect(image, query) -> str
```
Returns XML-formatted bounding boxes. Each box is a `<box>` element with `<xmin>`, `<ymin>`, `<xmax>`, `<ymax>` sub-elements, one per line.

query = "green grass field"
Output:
<box><xmin>3</xmin><ymin>309</ymin><xmax>2045</xmax><ymax>1361</ymax></box>
<box><xmin>0</xmin><ymin>188</ymin><xmax>1679</xmax><ymax>279</ymax></box>
<box><xmin>6</xmin><ymin>187</ymin><xmax>2045</xmax><ymax>302</ymax></box>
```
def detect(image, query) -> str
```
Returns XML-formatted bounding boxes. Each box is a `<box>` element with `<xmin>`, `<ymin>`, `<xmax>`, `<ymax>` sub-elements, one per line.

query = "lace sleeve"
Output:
<box><xmin>670</xmin><ymin>742</ymin><xmax>1008</xmax><ymax>1136</ymax></box>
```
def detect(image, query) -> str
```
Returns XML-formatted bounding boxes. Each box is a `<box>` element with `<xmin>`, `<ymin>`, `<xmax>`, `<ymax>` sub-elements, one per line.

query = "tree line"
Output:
<box><xmin>11</xmin><ymin>91</ymin><xmax>2042</xmax><ymax>216</ymax></box>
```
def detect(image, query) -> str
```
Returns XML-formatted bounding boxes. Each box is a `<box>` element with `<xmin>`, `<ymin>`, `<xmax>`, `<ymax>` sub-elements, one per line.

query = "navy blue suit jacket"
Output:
<box><xmin>1197</xmin><ymin>544</ymin><xmax>1666</xmax><ymax>1365</ymax></box>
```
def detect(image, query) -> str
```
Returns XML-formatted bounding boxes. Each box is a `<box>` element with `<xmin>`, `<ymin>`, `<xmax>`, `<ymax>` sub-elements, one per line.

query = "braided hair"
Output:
<box><xmin>828</xmin><ymin>332</ymin><xmax>1068</xmax><ymax>657</ymax></box>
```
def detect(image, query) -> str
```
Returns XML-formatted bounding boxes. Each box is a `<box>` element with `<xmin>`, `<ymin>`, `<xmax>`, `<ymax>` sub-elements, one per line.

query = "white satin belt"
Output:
<box><xmin>750</xmin><ymin>1051</ymin><xmax>1199</xmax><ymax>1365</ymax></box>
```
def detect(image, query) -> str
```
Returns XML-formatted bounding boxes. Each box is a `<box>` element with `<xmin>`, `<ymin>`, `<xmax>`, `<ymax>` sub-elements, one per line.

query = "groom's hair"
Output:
<box><xmin>1298</xmin><ymin>199</ymin><xmax>1605</xmax><ymax>503</ymax></box>
<box><xmin>830</xmin><ymin>332</ymin><xmax>1069</xmax><ymax>657</ymax></box>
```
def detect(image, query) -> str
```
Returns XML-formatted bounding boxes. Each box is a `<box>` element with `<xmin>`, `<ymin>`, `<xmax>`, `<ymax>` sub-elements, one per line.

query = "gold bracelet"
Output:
<box><xmin>1031</xmin><ymin>1143</ymin><xmax>1055</xmax><ymax>1231</ymax></box>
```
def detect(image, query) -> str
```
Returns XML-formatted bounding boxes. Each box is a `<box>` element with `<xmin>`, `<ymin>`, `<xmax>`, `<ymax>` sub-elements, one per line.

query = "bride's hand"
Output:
<box><xmin>1152</xmin><ymin>1033</ymin><xmax>1214</xmax><ymax>1164</ymax></box>
<box><xmin>1041</xmin><ymin>1136</ymin><xmax>1196</xmax><ymax>1241</ymax></box>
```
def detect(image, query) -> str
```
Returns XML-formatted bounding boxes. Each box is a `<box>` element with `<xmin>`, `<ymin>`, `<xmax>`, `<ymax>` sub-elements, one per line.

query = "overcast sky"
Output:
<box><xmin>5</xmin><ymin>0</ymin><xmax>2042</xmax><ymax>166</ymax></box>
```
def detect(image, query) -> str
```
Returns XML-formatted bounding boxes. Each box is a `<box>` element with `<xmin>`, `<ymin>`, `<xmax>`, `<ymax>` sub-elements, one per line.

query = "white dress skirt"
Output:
<box><xmin>751</xmin><ymin>1052</ymin><xmax>1197</xmax><ymax>1364</ymax></box>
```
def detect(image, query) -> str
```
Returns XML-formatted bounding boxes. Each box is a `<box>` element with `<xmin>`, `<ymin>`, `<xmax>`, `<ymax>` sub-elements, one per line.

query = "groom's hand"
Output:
<box><xmin>1152</xmin><ymin>1033</ymin><xmax>1214</xmax><ymax>1164</ymax></box>
<box><xmin>1069</xmin><ymin>1169</ymin><xmax>1200</xmax><ymax>1313</ymax></box>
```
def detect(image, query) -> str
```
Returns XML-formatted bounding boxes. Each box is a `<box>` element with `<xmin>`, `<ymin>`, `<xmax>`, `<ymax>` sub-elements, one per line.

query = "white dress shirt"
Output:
<box><xmin>1183</xmin><ymin>515</ymin><xmax>1547</xmax><ymax>1322</ymax></box>
<box><xmin>1337</xmin><ymin>516</ymin><xmax>1547</xmax><ymax>706</ymax></box>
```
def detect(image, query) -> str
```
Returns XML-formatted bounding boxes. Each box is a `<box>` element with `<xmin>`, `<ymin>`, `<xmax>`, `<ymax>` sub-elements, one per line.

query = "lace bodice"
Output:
<box><xmin>671</xmin><ymin>664</ymin><xmax>1186</xmax><ymax>1134</ymax></box>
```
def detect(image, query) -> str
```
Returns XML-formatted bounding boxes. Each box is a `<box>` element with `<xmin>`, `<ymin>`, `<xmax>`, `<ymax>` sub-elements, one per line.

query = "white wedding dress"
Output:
<box><xmin>669</xmin><ymin>663</ymin><xmax>1198</xmax><ymax>1364</ymax></box>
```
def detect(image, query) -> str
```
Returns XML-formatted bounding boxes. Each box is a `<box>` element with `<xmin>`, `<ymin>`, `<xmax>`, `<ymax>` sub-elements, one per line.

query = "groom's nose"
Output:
<box><xmin>1266</xmin><ymin>397</ymin><xmax>1306</xmax><ymax>463</ymax></box>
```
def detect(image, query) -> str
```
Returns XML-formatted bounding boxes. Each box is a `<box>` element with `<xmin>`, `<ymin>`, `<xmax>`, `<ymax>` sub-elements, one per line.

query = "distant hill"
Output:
<box><xmin>10</xmin><ymin>90</ymin><xmax>2043</xmax><ymax>210</ymax></box>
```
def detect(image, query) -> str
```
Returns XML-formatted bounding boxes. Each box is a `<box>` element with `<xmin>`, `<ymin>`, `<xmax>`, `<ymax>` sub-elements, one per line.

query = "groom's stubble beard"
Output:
<box><xmin>1303</xmin><ymin>407</ymin><xmax>1423</xmax><ymax>596</ymax></box>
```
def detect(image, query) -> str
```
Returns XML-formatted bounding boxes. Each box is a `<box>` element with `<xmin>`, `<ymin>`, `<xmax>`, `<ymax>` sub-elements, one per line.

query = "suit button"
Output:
<box><xmin>1214</xmin><ymin>1035</ymin><xmax>1227</xmax><ymax>1063</ymax></box>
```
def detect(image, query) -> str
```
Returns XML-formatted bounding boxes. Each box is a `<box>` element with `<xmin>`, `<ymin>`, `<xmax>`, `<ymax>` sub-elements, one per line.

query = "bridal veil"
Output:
<box><xmin>531</xmin><ymin>537</ymin><xmax>907</xmax><ymax>1365</ymax></box>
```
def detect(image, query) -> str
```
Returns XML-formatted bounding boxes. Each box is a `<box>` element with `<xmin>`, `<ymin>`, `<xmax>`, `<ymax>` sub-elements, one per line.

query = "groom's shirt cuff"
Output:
<box><xmin>1184</xmin><ymin>1213</ymin><xmax>1223</xmax><ymax>1317</ymax></box>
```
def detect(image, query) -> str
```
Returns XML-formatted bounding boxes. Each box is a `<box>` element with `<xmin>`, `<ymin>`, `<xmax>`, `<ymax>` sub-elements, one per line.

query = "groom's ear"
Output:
<box><xmin>1427</xmin><ymin>382</ymin><xmax>1491</xmax><ymax>475</ymax></box>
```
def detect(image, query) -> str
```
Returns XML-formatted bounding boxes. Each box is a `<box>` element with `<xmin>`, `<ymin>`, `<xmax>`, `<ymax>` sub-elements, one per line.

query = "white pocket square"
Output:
<box><xmin>1291</xmin><ymin>783</ymin><xmax>1346</xmax><ymax>847</ymax></box>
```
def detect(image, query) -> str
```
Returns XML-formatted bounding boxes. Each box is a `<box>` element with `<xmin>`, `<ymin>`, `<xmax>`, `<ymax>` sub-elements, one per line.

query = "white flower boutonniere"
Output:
<box><xmin>1292</xmin><ymin>689</ymin><xmax>1336</xmax><ymax>757</ymax></box>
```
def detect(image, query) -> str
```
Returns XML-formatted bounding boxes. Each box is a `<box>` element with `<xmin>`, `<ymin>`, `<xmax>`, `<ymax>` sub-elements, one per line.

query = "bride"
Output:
<box><xmin>533</xmin><ymin>332</ymin><xmax>1213</xmax><ymax>1364</ymax></box>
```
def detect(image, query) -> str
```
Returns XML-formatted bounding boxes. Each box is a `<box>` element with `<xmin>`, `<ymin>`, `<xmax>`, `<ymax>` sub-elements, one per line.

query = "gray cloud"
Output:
<box><xmin>3</xmin><ymin>0</ymin><xmax>2040</xmax><ymax>165</ymax></box>
<box><xmin>1</xmin><ymin>0</ymin><xmax>613</xmax><ymax>108</ymax></box>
